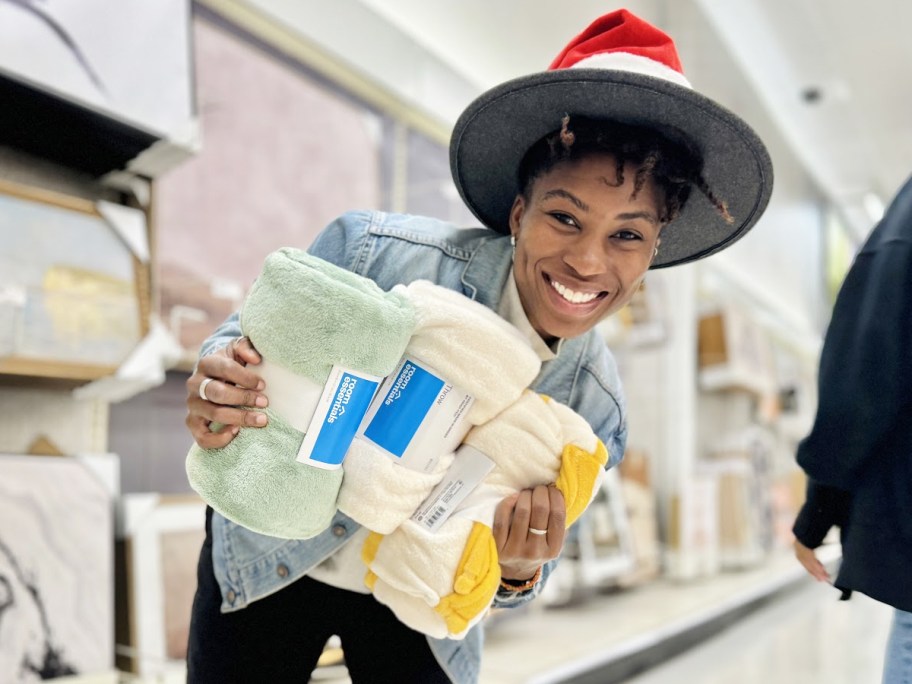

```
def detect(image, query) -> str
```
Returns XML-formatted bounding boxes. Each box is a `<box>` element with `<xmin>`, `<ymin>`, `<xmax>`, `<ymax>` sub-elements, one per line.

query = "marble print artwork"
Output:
<box><xmin>0</xmin><ymin>454</ymin><xmax>113</xmax><ymax>681</ymax></box>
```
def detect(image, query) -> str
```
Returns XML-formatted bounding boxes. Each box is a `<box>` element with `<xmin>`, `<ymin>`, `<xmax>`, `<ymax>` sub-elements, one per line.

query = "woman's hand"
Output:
<box><xmin>493</xmin><ymin>484</ymin><xmax>566</xmax><ymax>581</ymax></box>
<box><xmin>794</xmin><ymin>539</ymin><xmax>831</xmax><ymax>583</ymax></box>
<box><xmin>185</xmin><ymin>336</ymin><xmax>269</xmax><ymax>449</ymax></box>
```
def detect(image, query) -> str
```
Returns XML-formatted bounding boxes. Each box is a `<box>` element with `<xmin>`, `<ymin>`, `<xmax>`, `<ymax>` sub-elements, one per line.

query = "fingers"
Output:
<box><xmin>794</xmin><ymin>541</ymin><xmax>830</xmax><ymax>582</ymax></box>
<box><xmin>198</xmin><ymin>341</ymin><xmax>265</xmax><ymax>397</ymax></box>
<box><xmin>492</xmin><ymin>492</ymin><xmax>519</xmax><ymax>551</ymax></box>
<box><xmin>192</xmin><ymin>375</ymin><xmax>268</xmax><ymax>411</ymax></box>
<box><xmin>231</xmin><ymin>335</ymin><xmax>262</xmax><ymax>365</ymax></box>
<box><xmin>546</xmin><ymin>485</ymin><xmax>567</xmax><ymax>539</ymax></box>
<box><xmin>186</xmin><ymin>413</ymin><xmax>238</xmax><ymax>450</ymax></box>
<box><xmin>184</xmin><ymin>336</ymin><xmax>269</xmax><ymax>449</ymax></box>
<box><xmin>495</xmin><ymin>485</ymin><xmax>566</xmax><ymax>580</ymax></box>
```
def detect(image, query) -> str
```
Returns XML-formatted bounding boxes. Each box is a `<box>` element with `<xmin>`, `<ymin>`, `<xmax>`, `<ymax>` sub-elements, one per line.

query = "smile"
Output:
<box><xmin>549</xmin><ymin>278</ymin><xmax>602</xmax><ymax>304</ymax></box>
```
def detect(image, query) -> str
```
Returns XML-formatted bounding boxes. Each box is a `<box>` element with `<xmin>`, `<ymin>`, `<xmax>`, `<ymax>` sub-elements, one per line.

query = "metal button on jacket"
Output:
<box><xmin>276</xmin><ymin>563</ymin><xmax>289</xmax><ymax>578</ymax></box>
<box><xmin>331</xmin><ymin>524</ymin><xmax>347</xmax><ymax>537</ymax></box>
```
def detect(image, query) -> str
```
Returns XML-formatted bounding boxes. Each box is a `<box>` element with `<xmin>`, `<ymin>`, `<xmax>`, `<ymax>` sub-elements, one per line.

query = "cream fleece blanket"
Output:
<box><xmin>362</xmin><ymin>391</ymin><xmax>608</xmax><ymax>638</ymax></box>
<box><xmin>337</xmin><ymin>280</ymin><xmax>541</xmax><ymax>534</ymax></box>
<box><xmin>185</xmin><ymin>248</ymin><xmax>415</xmax><ymax>539</ymax></box>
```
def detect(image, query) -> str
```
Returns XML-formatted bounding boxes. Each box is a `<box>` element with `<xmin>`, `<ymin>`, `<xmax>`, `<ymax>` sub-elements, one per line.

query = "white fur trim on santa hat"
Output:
<box><xmin>570</xmin><ymin>51</ymin><xmax>692</xmax><ymax>89</ymax></box>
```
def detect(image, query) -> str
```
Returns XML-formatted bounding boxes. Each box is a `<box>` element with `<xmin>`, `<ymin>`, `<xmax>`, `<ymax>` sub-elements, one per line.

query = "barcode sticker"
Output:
<box><xmin>410</xmin><ymin>444</ymin><xmax>494</xmax><ymax>532</ymax></box>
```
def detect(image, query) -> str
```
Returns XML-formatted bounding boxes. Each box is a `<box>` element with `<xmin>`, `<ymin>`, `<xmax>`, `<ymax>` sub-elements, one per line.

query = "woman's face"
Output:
<box><xmin>510</xmin><ymin>153</ymin><xmax>663</xmax><ymax>342</ymax></box>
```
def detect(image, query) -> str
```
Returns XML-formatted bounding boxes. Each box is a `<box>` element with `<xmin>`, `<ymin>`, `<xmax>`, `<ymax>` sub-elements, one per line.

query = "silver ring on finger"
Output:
<box><xmin>199</xmin><ymin>377</ymin><xmax>215</xmax><ymax>402</ymax></box>
<box><xmin>528</xmin><ymin>527</ymin><xmax>548</xmax><ymax>536</ymax></box>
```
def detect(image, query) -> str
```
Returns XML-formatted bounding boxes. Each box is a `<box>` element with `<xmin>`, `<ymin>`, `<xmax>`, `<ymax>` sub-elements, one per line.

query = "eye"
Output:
<box><xmin>549</xmin><ymin>212</ymin><xmax>579</xmax><ymax>228</ymax></box>
<box><xmin>613</xmin><ymin>229</ymin><xmax>643</xmax><ymax>241</ymax></box>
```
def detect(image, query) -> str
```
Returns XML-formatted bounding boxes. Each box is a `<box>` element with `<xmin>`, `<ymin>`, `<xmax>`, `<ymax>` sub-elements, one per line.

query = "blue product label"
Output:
<box><xmin>363</xmin><ymin>360</ymin><xmax>444</xmax><ymax>458</ymax></box>
<box><xmin>307</xmin><ymin>372</ymin><xmax>379</xmax><ymax>466</ymax></box>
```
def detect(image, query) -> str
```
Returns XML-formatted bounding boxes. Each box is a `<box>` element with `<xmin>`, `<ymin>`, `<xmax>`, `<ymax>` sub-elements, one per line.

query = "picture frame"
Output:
<box><xmin>115</xmin><ymin>493</ymin><xmax>206</xmax><ymax>677</ymax></box>
<box><xmin>0</xmin><ymin>178</ymin><xmax>150</xmax><ymax>384</ymax></box>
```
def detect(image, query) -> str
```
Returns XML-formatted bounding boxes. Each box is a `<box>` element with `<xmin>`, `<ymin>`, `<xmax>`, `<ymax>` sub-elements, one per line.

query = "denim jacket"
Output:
<box><xmin>199</xmin><ymin>211</ymin><xmax>628</xmax><ymax>683</ymax></box>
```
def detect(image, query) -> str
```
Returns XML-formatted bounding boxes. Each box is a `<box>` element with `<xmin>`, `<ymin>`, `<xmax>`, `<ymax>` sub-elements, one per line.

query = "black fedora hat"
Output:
<box><xmin>449</xmin><ymin>9</ymin><xmax>774</xmax><ymax>269</ymax></box>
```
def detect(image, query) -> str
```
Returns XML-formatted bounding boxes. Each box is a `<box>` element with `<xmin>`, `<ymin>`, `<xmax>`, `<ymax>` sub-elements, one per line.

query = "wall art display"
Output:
<box><xmin>0</xmin><ymin>453</ymin><xmax>115</xmax><ymax>681</ymax></box>
<box><xmin>0</xmin><ymin>179</ymin><xmax>148</xmax><ymax>382</ymax></box>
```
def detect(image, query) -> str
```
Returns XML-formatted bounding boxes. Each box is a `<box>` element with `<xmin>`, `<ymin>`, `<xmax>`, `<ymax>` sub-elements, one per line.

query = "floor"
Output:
<box><xmin>308</xmin><ymin>544</ymin><xmax>894</xmax><ymax>683</ymax></box>
<box><xmin>484</xmin><ymin>546</ymin><xmax>895</xmax><ymax>684</ymax></box>
<box><xmin>622</xmin><ymin>583</ymin><xmax>892</xmax><ymax>684</ymax></box>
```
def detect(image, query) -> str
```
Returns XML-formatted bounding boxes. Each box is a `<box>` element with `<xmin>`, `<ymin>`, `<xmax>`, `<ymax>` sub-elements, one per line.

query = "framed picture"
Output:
<box><xmin>0</xmin><ymin>179</ymin><xmax>149</xmax><ymax>383</ymax></box>
<box><xmin>116</xmin><ymin>493</ymin><xmax>206</xmax><ymax>677</ymax></box>
<box><xmin>0</xmin><ymin>453</ymin><xmax>117</xmax><ymax>681</ymax></box>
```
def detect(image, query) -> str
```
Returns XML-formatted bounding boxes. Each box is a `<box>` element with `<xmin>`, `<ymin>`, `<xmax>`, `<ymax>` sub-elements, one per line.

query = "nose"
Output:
<box><xmin>562</xmin><ymin>234</ymin><xmax>608</xmax><ymax>277</ymax></box>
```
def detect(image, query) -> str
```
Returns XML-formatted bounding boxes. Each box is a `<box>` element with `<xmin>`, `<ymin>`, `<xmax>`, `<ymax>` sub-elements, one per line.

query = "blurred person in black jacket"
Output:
<box><xmin>793</xmin><ymin>174</ymin><xmax>912</xmax><ymax>683</ymax></box>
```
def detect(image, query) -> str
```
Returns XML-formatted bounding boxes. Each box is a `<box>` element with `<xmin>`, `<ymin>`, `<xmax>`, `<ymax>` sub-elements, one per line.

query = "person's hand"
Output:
<box><xmin>794</xmin><ymin>539</ymin><xmax>831</xmax><ymax>583</ymax></box>
<box><xmin>185</xmin><ymin>335</ymin><xmax>269</xmax><ymax>449</ymax></box>
<box><xmin>494</xmin><ymin>484</ymin><xmax>566</xmax><ymax>581</ymax></box>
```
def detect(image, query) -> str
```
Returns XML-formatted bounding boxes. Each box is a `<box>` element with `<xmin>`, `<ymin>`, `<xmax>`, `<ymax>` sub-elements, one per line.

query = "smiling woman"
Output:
<box><xmin>182</xmin><ymin>8</ymin><xmax>773</xmax><ymax>684</ymax></box>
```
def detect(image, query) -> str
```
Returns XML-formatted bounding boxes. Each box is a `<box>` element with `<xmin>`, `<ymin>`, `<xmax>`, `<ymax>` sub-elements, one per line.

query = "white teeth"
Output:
<box><xmin>550</xmin><ymin>279</ymin><xmax>599</xmax><ymax>304</ymax></box>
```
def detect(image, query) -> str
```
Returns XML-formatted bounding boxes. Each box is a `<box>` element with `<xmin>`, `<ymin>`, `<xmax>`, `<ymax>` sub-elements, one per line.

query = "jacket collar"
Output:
<box><xmin>460</xmin><ymin>232</ymin><xmax>513</xmax><ymax>309</ymax></box>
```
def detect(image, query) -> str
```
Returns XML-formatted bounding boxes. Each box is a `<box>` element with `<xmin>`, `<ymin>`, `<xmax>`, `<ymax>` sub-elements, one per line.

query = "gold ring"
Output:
<box><xmin>528</xmin><ymin>527</ymin><xmax>547</xmax><ymax>536</ymax></box>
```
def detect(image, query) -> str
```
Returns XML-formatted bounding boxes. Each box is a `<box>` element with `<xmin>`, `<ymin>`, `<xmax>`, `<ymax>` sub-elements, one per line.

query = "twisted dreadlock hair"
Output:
<box><xmin>517</xmin><ymin>115</ymin><xmax>732</xmax><ymax>225</ymax></box>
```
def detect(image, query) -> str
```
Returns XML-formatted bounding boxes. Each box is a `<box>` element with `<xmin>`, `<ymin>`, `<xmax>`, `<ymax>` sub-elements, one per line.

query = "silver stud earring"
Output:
<box><xmin>653</xmin><ymin>247</ymin><xmax>659</xmax><ymax>258</ymax></box>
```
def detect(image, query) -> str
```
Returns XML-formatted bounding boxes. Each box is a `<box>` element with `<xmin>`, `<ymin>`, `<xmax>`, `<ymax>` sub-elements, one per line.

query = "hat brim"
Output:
<box><xmin>449</xmin><ymin>69</ymin><xmax>773</xmax><ymax>269</ymax></box>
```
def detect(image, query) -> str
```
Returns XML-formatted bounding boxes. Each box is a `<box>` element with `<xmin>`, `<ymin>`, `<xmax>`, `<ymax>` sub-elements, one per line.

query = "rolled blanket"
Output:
<box><xmin>361</xmin><ymin>391</ymin><xmax>608</xmax><ymax>637</ymax></box>
<box><xmin>186</xmin><ymin>248</ymin><xmax>415</xmax><ymax>539</ymax></box>
<box><xmin>362</xmin><ymin>514</ymin><xmax>501</xmax><ymax>639</ymax></box>
<box><xmin>337</xmin><ymin>279</ymin><xmax>541</xmax><ymax>534</ymax></box>
<box><xmin>466</xmin><ymin>392</ymin><xmax>609</xmax><ymax>527</ymax></box>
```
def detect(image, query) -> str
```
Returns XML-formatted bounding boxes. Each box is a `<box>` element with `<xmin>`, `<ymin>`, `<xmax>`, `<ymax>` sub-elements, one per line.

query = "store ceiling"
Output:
<box><xmin>355</xmin><ymin>0</ymin><xmax>912</xmax><ymax>240</ymax></box>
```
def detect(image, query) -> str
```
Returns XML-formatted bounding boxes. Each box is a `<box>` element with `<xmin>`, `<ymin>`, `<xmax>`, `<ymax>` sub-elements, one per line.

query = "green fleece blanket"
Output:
<box><xmin>186</xmin><ymin>248</ymin><xmax>415</xmax><ymax>539</ymax></box>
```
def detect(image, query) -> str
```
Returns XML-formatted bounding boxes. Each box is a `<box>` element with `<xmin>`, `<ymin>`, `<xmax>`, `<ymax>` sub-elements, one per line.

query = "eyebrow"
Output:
<box><xmin>616</xmin><ymin>211</ymin><xmax>659</xmax><ymax>226</ymax></box>
<box><xmin>541</xmin><ymin>188</ymin><xmax>589</xmax><ymax>212</ymax></box>
<box><xmin>541</xmin><ymin>189</ymin><xmax>659</xmax><ymax>226</ymax></box>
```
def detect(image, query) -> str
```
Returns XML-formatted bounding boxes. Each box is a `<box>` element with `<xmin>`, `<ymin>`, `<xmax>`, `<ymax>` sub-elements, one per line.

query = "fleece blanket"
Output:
<box><xmin>186</xmin><ymin>248</ymin><xmax>414</xmax><ymax>539</ymax></box>
<box><xmin>337</xmin><ymin>280</ymin><xmax>541</xmax><ymax>534</ymax></box>
<box><xmin>362</xmin><ymin>391</ymin><xmax>608</xmax><ymax>637</ymax></box>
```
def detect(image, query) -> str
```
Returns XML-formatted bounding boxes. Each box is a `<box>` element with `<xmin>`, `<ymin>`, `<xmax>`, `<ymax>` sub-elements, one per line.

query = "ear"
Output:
<box><xmin>508</xmin><ymin>195</ymin><xmax>526</xmax><ymax>237</ymax></box>
<box><xmin>649</xmin><ymin>236</ymin><xmax>662</xmax><ymax>264</ymax></box>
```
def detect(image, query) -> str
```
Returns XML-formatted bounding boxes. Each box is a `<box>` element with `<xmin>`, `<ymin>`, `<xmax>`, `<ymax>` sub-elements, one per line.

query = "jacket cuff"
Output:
<box><xmin>792</xmin><ymin>478</ymin><xmax>850</xmax><ymax>547</ymax></box>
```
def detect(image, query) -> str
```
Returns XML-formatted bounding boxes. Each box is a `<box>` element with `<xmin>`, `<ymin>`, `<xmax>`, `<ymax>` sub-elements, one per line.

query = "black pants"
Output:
<box><xmin>187</xmin><ymin>508</ymin><xmax>451</xmax><ymax>683</ymax></box>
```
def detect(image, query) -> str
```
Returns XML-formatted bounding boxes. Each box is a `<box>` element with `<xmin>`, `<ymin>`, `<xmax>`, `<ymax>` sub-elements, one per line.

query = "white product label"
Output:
<box><xmin>296</xmin><ymin>365</ymin><xmax>382</xmax><ymax>470</ymax></box>
<box><xmin>359</xmin><ymin>356</ymin><xmax>474</xmax><ymax>472</ymax></box>
<box><xmin>410</xmin><ymin>445</ymin><xmax>495</xmax><ymax>532</ymax></box>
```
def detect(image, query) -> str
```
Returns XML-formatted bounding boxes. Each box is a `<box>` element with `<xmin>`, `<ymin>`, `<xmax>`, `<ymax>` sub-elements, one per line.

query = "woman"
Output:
<box><xmin>184</xmin><ymin>9</ymin><xmax>772</xmax><ymax>683</ymax></box>
<box><xmin>792</xmin><ymin>173</ymin><xmax>912</xmax><ymax>684</ymax></box>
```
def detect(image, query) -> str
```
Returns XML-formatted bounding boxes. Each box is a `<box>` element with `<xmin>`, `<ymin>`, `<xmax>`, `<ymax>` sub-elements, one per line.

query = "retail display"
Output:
<box><xmin>698</xmin><ymin>304</ymin><xmax>776</xmax><ymax>395</ymax></box>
